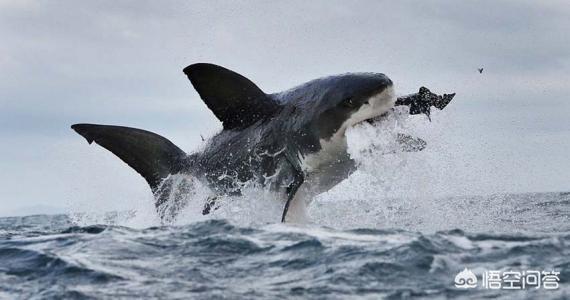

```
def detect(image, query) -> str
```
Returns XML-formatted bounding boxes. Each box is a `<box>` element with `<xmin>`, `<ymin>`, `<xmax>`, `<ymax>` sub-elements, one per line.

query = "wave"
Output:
<box><xmin>1</xmin><ymin>216</ymin><xmax>568</xmax><ymax>298</ymax></box>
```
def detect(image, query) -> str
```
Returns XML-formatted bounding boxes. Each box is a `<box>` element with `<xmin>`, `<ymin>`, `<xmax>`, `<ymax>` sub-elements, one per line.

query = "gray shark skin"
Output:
<box><xmin>72</xmin><ymin>63</ymin><xmax>455</xmax><ymax>223</ymax></box>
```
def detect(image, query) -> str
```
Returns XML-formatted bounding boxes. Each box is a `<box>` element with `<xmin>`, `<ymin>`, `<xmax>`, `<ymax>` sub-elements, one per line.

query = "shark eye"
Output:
<box><xmin>341</xmin><ymin>97</ymin><xmax>356</xmax><ymax>108</ymax></box>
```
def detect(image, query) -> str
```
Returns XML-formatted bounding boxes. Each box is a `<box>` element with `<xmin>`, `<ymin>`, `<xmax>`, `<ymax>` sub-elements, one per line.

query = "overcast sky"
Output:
<box><xmin>1</xmin><ymin>0</ymin><xmax>568</xmax><ymax>216</ymax></box>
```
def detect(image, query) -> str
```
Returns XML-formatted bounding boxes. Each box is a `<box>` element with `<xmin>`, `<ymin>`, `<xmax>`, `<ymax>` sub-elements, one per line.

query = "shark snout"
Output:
<box><xmin>342</xmin><ymin>86</ymin><xmax>396</xmax><ymax>130</ymax></box>
<box><xmin>370</xmin><ymin>86</ymin><xmax>395</xmax><ymax>109</ymax></box>
<box><xmin>361</xmin><ymin>74</ymin><xmax>394</xmax><ymax>109</ymax></box>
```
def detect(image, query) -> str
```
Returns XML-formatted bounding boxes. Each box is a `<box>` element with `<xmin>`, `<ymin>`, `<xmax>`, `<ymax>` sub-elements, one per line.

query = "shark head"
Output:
<box><xmin>277</xmin><ymin>73</ymin><xmax>395</xmax><ymax>142</ymax></box>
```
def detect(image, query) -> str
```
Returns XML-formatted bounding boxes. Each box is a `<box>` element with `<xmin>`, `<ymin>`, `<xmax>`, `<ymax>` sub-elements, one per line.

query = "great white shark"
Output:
<box><xmin>72</xmin><ymin>63</ymin><xmax>455</xmax><ymax>223</ymax></box>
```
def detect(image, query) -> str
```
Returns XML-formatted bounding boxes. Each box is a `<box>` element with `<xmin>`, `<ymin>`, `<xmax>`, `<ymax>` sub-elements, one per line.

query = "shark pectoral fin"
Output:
<box><xmin>71</xmin><ymin>123</ymin><xmax>187</xmax><ymax>192</ymax></box>
<box><xmin>279</xmin><ymin>152</ymin><xmax>305</xmax><ymax>223</ymax></box>
<box><xmin>281</xmin><ymin>170</ymin><xmax>304</xmax><ymax>223</ymax></box>
<box><xmin>183</xmin><ymin>63</ymin><xmax>280</xmax><ymax>129</ymax></box>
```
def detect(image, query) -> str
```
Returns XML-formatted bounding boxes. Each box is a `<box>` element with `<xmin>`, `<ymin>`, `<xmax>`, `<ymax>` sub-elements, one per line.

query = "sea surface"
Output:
<box><xmin>0</xmin><ymin>192</ymin><xmax>569</xmax><ymax>299</ymax></box>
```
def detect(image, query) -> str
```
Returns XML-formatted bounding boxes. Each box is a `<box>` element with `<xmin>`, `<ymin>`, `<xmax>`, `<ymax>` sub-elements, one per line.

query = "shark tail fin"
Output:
<box><xmin>71</xmin><ymin>124</ymin><xmax>187</xmax><ymax>193</ymax></box>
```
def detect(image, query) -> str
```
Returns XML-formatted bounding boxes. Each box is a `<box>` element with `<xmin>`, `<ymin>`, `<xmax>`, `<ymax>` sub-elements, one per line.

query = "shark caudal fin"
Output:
<box><xmin>71</xmin><ymin>124</ymin><xmax>187</xmax><ymax>193</ymax></box>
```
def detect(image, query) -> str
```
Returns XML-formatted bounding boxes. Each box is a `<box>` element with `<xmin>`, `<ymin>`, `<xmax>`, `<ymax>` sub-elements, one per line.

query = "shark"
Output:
<box><xmin>72</xmin><ymin>63</ymin><xmax>455</xmax><ymax>222</ymax></box>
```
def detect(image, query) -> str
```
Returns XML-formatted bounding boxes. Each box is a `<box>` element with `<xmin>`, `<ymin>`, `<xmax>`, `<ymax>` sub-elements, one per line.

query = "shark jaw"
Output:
<box><xmin>301</xmin><ymin>86</ymin><xmax>396</xmax><ymax>173</ymax></box>
<box><xmin>339</xmin><ymin>85</ymin><xmax>396</xmax><ymax>136</ymax></box>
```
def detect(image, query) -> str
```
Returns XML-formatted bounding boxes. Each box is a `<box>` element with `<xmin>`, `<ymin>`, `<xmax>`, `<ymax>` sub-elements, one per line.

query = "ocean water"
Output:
<box><xmin>1</xmin><ymin>109</ymin><xmax>568</xmax><ymax>299</ymax></box>
<box><xmin>0</xmin><ymin>193</ymin><xmax>568</xmax><ymax>299</ymax></box>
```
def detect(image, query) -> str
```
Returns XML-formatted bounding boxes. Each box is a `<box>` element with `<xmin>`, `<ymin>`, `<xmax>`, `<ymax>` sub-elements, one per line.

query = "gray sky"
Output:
<box><xmin>1</xmin><ymin>0</ymin><xmax>569</xmax><ymax>216</ymax></box>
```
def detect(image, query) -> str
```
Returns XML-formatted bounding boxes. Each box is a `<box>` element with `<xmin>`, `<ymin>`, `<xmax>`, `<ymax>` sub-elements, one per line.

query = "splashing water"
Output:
<box><xmin>5</xmin><ymin>108</ymin><xmax>569</xmax><ymax>299</ymax></box>
<box><xmin>68</xmin><ymin>107</ymin><xmax>567</xmax><ymax>234</ymax></box>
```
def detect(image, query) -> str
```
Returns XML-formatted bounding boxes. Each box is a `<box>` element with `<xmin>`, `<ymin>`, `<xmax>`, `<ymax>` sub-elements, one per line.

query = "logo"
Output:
<box><xmin>454</xmin><ymin>268</ymin><xmax>560</xmax><ymax>290</ymax></box>
<box><xmin>455</xmin><ymin>268</ymin><xmax>478</xmax><ymax>288</ymax></box>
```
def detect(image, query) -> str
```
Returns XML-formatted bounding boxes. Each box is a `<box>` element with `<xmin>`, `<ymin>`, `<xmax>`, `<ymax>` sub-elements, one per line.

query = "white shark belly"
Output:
<box><xmin>288</xmin><ymin>87</ymin><xmax>396</xmax><ymax>223</ymax></box>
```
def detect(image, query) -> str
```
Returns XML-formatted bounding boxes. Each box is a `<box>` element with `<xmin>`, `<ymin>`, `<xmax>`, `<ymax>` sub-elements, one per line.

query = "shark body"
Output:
<box><xmin>72</xmin><ymin>63</ymin><xmax>455</xmax><ymax>222</ymax></box>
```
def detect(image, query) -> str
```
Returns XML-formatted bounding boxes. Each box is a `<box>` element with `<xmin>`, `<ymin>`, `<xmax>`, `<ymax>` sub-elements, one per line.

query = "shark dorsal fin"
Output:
<box><xmin>183</xmin><ymin>63</ymin><xmax>279</xmax><ymax>129</ymax></box>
